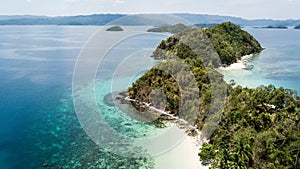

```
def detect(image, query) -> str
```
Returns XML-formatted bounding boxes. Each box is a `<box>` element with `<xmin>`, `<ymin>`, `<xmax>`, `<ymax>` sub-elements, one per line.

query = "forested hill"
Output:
<box><xmin>129</xmin><ymin>22</ymin><xmax>263</xmax><ymax>120</ymax></box>
<box><xmin>147</xmin><ymin>23</ymin><xmax>188</xmax><ymax>33</ymax></box>
<box><xmin>205</xmin><ymin>22</ymin><xmax>263</xmax><ymax>66</ymax></box>
<box><xmin>128</xmin><ymin>22</ymin><xmax>300</xmax><ymax>168</ymax></box>
<box><xmin>152</xmin><ymin>22</ymin><xmax>263</xmax><ymax>66</ymax></box>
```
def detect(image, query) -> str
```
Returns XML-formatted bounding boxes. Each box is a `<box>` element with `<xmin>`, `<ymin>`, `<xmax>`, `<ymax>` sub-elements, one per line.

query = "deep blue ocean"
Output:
<box><xmin>0</xmin><ymin>26</ymin><xmax>299</xmax><ymax>168</ymax></box>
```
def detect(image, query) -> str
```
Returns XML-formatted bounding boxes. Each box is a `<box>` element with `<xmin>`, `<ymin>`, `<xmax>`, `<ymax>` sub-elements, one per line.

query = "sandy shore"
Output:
<box><xmin>217</xmin><ymin>54</ymin><xmax>253</xmax><ymax>71</ymax></box>
<box><xmin>124</xmin><ymin>97</ymin><xmax>209</xmax><ymax>169</ymax></box>
<box><xmin>153</xmin><ymin>123</ymin><xmax>209</xmax><ymax>169</ymax></box>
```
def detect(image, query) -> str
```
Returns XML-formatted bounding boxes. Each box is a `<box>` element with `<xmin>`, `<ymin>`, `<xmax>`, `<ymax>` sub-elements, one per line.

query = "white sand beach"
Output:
<box><xmin>153</xmin><ymin>124</ymin><xmax>209</xmax><ymax>169</ymax></box>
<box><xmin>217</xmin><ymin>54</ymin><xmax>253</xmax><ymax>71</ymax></box>
<box><xmin>124</xmin><ymin>97</ymin><xmax>209</xmax><ymax>169</ymax></box>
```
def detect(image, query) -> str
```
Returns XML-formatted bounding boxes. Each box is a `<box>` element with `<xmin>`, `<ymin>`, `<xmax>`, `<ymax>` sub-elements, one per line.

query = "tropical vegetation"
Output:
<box><xmin>204</xmin><ymin>22</ymin><xmax>263</xmax><ymax>66</ymax></box>
<box><xmin>127</xmin><ymin>22</ymin><xmax>299</xmax><ymax>168</ymax></box>
<box><xmin>151</xmin><ymin>22</ymin><xmax>263</xmax><ymax>66</ymax></box>
<box><xmin>199</xmin><ymin>84</ymin><xmax>300</xmax><ymax>168</ymax></box>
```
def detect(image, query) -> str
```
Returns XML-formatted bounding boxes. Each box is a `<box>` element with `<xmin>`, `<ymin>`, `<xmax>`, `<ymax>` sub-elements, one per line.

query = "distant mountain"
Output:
<box><xmin>174</xmin><ymin>13</ymin><xmax>246</xmax><ymax>25</ymax></box>
<box><xmin>0</xmin><ymin>14</ymin><xmax>188</xmax><ymax>26</ymax></box>
<box><xmin>174</xmin><ymin>13</ymin><xmax>300</xmax><ymax>27</ymax></box>
<box><xmin>0</xmin><ymin>13</ymin><xmax>299</xmax><ymax>27</ymax></box>
<box><xmin>0</xmin><ymin>14</ymin><xmax>125</xmax><ymax>25</ymax></box>
<box><xmin>0</xmin><ymin>15</ymin><xmax>47</xmax><ymax>20</ymax></box>
<box><xmin>110</xmin><ymin>14</ymin><xmax>190</xmax><ymax>26</ymax></box>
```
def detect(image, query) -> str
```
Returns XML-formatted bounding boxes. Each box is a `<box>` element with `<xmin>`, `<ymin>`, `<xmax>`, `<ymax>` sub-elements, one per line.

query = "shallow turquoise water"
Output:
<box><xmin>0</xmin><ymin>26</ymin><xmax>167</xmax><ymax>169</ymax></box>
<box><xmin>221</xmin><ymin>28</ymin><xmax>300</xmax><ymax>92</ymax></box>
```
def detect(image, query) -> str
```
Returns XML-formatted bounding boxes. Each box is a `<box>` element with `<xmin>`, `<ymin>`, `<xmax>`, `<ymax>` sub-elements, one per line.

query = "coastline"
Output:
<box><xmin>217</xmin><ymin>54</ymin><xmax>254</xmax><ymax>71</ymax></box>
<box><xmin>153</xmin><ymin>123</ymin><xmax>209</xmax><ymax>169</ymax></box>
<box><xmin>123</xmin><ymin>96</ymin><xmax>209</xmax><ymax>169</ymax></box>
<box><xmin>121</xmin><ymin>54</ymin><xmax>257</xmax><ymax>168</ymax></box>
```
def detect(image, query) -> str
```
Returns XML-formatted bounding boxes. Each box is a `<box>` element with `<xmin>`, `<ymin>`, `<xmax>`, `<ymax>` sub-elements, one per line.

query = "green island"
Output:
<box><xmin>151</xmin><ymin>22</ymin><xmax>263</xmax><ymax>66</ymax></box>
<box><xmin>106</xmin><ymin>25</ymin><xmax>124</xmax><ymax>31</ymax></box>
<box><xmin>255</xmin><ymin>25</ymin><xmax>288</xmax><ymax>29</ymax></box>
<box><xmin>127</xmin><ymin>22</ymin><xmax>300</xmax><ymax>168</ymax></box>
<box><xmin>194</xmin><ymin>23</ymin><xmax>217</xmax><ymax>28</ymax></box>
<box><xmin>295</xmin><ymin>25</ymin><xmax>300</xmax><ymax>29</ymax></box>
<box><xmin>147</xmin><ymin>23</ymin><xmax>189</xmax><ymax>34</ymax></box>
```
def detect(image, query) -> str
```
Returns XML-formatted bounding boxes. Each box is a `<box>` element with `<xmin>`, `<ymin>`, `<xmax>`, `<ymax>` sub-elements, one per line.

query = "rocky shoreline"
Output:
<box><xmin>114</xmin><ymin>91</ymin><xmax>202</xmax><ymax>137</ymax></box>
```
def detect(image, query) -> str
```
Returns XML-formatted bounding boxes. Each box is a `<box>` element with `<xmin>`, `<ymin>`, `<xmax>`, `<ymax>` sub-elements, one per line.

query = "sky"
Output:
<box><xmin>1</xmin><ymin>0</ymin><xmax>300</xmax><ymax>20</ymax></box>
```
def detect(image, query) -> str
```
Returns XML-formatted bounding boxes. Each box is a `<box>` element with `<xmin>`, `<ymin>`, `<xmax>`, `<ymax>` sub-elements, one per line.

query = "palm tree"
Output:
<box><xmin>217</xmin><ymin>148</ymin><xmax>232</xmax><ymax>169</ymax></box>
<box><xmin>235</xmin><ymin>139</ymin><xmax>253</xmax><ymax>167</ymax></box>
